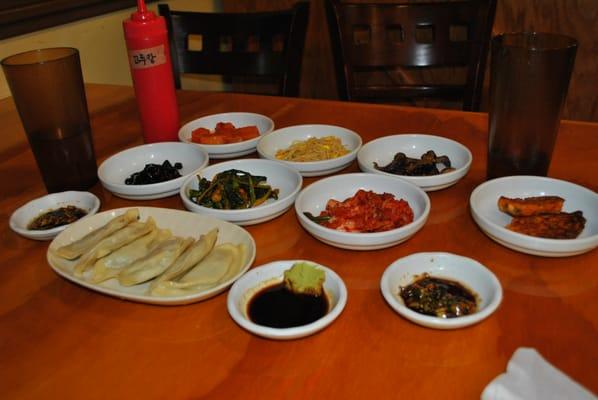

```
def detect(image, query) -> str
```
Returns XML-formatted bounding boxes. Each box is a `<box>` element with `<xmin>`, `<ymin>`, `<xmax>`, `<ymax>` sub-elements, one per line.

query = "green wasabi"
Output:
<box><xmin>283</xmin><ymin>262</ymin><xmax>325</xmax><ymax>296</ymax></box>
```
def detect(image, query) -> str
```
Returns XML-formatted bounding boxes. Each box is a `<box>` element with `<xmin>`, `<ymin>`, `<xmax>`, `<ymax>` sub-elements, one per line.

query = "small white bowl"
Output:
<box><xmin>380</xmin><ymin>252</ymin><xmax>502</xmax><ymax>329</ymax></box>
<box><xmin>180</xmin><ymin>159</ymin><xmax>302</xmax><ymax>226</ymax></box>
<box><xmin>98</xmin><ymin>142</ymin><xmax>209</xmax><ymax>200</ymax></box>
<box><xmin>227</xmin><ymin>260</ymin><xmax>348</xmax><ymax>340</ymax></box>
<box><xmin>470</xmin><ymin>176</ymin><xmax>598</xmax><ymax>257</ymax></box>
<box><xmin>295</xmin><ymin>173</ymin><xmax>430</xmax><ymax>250</ymax></box>
<box><xmin>257</xmin><ymin>124</ymin><xmax>362</xmax><ymax>176</ymax></box>
<box><xmin>10</xmin><ymin>191</ymin><xmax>100</xmax><ymax>241</ymax></box>
<box><xmin>358</xmin><ymin>134</ymin><xmax>472</xmax><ymax>191</ymax></box>
<box><xmin>179</xmin><ymin>112</ymin><xmax>275</xmax><ymax>159</ymax></box>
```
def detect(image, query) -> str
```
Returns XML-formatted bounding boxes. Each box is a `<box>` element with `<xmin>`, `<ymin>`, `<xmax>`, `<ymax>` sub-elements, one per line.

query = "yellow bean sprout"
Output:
<box><xmin>275</xmin><ymin>136</ymin><xmax>349</xmax><ymax>162</ymax></box>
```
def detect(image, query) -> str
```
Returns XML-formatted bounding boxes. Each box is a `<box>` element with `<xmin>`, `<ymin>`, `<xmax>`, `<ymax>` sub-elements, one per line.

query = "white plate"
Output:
<box><xmin>178</xmin><ymin>112</ymin><xmax>275</xmax><ymax>159</ymax></box>
<box><xmin>180</xmin><ymin>159</ymin><xmax>302</xmax><ymax>226</ymax></box>
<box><xmin>358</xmin><ymin>134</ymin><xmax>472</xmax><ymax>191</ymax></box>
<box><xmin>98</xmin><ymin>142</ymin><xmax>209</xmax><ymax>200</ymax></box>
<box><xmin>47</xmin><ymin>207</ymin><xmax>256</xmax><ymax>305</ymax></box>
<box><xmin>470</xmin><ymin>176</ymin><xmax>598</xmax><ymax>257</ymax></box>
<box><xmin>380</xmin><ymin>252</ymin><xmax>502</xmax><ymax>329</ymax></box>
<box><xmin>257</xmin><ymin>124</ymin><xmax>362</xmax><ymax>176</ymax></box>
<box><xmin>227</xmin><ymin>260</ymin><xmax>347</xmax><ymax>340</ymax></box>
<box><xmin>295</xmin><ymin>173</ymin><xmax>430</xmax><ymax>250</ymax></box>
<box><xmin>10</xmin><ymin>191</ymin><xmax>100</xmax><ymax>241</ymax></box>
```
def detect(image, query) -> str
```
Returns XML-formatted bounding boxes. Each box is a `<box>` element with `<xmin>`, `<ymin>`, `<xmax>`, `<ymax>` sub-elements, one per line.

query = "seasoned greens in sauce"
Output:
<box><xmin>188</xmin><ymin>169</ymin><xmax>279</xmax><ymax>209</ymax></box>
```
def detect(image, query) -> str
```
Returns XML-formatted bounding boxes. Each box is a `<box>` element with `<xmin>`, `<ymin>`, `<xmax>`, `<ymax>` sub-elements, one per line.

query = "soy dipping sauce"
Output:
<box><xmin>247</xmin><ymin>282</ymin><xmax>330</xmax><ymax>328</ymax></box>
<box><xmin>400</xmin><ymin>274</ymin><xmax>478</xmax><ymax>318</ymax></box>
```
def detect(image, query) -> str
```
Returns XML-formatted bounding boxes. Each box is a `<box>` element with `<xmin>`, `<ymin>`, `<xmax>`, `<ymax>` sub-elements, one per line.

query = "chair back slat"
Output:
<box><xmin>326</xmin><ymin>0</ymin><xmax>496</xmax><ymax>110</ymax></box>
<box><xmin>159</xmin><ymin>2</ymin><xmax>309</xmax><ymax>97</ymax></box>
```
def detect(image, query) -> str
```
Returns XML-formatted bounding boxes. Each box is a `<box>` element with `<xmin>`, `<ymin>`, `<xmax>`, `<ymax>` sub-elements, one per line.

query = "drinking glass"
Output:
<box><xmin>487</xmin><ymin>33</ymin><xmax>577</xmax><ymax>179</ymax></box>
<box><xmin>2</xmin><ymin>48</ymin><xmax>98</xmax><ymax>192</ymax></box>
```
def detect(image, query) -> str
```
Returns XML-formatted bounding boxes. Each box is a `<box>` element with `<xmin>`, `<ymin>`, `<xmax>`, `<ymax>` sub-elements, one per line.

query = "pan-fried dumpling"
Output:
<box><xmin>55</xmin><ymin>209</ymin><xmax>139</xmax><ymax>260</ymax></box>
<box><xmin>73</xmin><ymin>217</ymin><xmax>156</xmax><ymax>277</ymax></box>
<box><xmin>151</xmin><ymin>243</ymin><xmax>246</xmax><ymax>296</ymax></box>
<box><xmin>91</xmin><ymin>228</ymin><xmax>172</xmax><ymax>284</ymax></box>
<box><xmin>216</xmin><ymin>243</ymin><xmax>247</xmax><ymax>283</ymax></box>
<box><xmin>148</xmin><ymin>228</ymin><xmax>218</xmax><ymax>293</ymax></box>
<box><xmin>118</xmin><ymin>236</ymin><xmax>194</xmax><ymax>286</ymax></box>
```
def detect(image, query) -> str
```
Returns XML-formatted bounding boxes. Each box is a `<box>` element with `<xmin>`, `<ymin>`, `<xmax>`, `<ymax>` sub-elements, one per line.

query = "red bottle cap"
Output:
<box><xmin>131</xmin><ymin>0</ymin><xmax>154</xmax><ymax>22</ymax></box>
<box><xmin>123</xmin><ymin>0</ymin><xmax>166</xmax><ymax>39</ymax></box>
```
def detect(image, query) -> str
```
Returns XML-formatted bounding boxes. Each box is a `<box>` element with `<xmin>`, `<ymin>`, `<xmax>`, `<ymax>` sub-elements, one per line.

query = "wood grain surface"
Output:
<box><xmin>0</xmin><ymin>84</ymin><xmax>596</xmax><ymax>399</ymax></box>
<box><xmin>223</xmin><ymin>0</ymin><xmax>597</xmax><ymax>121</ymax></box>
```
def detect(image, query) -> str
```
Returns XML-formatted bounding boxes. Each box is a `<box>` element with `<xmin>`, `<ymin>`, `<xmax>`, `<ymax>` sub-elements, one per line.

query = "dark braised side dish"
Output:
<box><xmin>400</xmin><ymin>273</ymin><xmax>478</xmax><ymax>318</ymax></box>
<box><xmin>374</xmin><ymin>150</ymin><xmax>455</xmax><ymax>176</ymax></box>
<box><xmin>498</xmin><ymin>196</ymin><xmax>585</xmax><ymax>239</ymax></box>
<box><xmin>28</xmin><ymin>205</ymin><xmax>87</xmax><ymax>230</ymax></box>
<box><xmin>125</xmin><ymin>160</ymin><xmax>183</xmax><ymax>185</ymax></box>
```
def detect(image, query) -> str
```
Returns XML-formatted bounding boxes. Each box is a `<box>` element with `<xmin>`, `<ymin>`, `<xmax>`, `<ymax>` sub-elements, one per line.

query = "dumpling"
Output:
<box><xmin>55</xmin><ymin>209</ymin><xmax>139</xmax><ymax>260</ymax></box>
<box><xmin>216</xmin><ymin>243</ymin><xmax>247</xmax><ymax>283</ymax></box>
<box><xmin>148</xmin><ymin>228</ymin><xmax>218</xmax><ymax>293</ymax></box>
<box><xmin>73</xmin><ymin>217</ymin><xmax>156</xmax><ymax>277</ymax></box>
<box><xmin>178</xmin><ymin>243</ymin><xmax>242</xmax><ymax>285</ymax></box>
<box><xmin>91</xmin><ymin>228</ymin><xmax>172</xmax><ymax>284</ymax></box>
<box><xmin>151</xmin><ymin>243</ymin><xmax>246</xmax><ymax>296</ymax></box>
<box><xmin>118</xmin><ymin>237</ymin><xmax>194</xmax><ymax>286</ymax></box>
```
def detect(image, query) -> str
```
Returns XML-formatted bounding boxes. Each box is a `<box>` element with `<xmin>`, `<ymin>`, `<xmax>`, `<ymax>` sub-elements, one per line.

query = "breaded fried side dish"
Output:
<box><xmin>506</xmin><ymin>211</ymin><xmax>586</xmax><ymax>239</ymax></box>
<box><xmin>498</xmin><ymin>195</ymin><xmax>564</xmax><ymax>217</ymax></box>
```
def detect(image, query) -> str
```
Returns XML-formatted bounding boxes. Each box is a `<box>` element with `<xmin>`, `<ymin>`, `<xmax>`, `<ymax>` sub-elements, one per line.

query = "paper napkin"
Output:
<box><xmin>481</xmin><ymin>347</ymin><xmax>596</xmax><ymax>400</ymax></box>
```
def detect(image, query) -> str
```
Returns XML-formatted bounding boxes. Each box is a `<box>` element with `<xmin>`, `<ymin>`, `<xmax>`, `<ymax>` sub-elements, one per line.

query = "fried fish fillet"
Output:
<box><xmin>506</xmin><ymin>211</ymin><xmax>586</xmax><ymax>239</ymax></box>
<box><xmin>498</xmin><ymin>196</ymin><xmax>564</xmax><ymax>217</ymax></box>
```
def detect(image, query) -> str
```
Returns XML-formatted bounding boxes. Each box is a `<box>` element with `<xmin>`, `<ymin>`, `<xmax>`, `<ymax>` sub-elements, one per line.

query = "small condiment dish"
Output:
<box><xmin>380</xmin><ymin>252</ymin><xmax>502</xmax><ymax>330</ymax></box>
<box><xmin>180</xmin><ymin>159</ymin><xmax>302</xmax><ymax>226</ymax></box>
<box><xmin>470</xmin><ymin>176</ymin><xmax>598</xmax><ymax>257</ymax></box>
<box><xmin>227</xmin><ymin>260</ymin><xmax>348</xmax><ymax>340</ymax></box>
<box><xmin>98</xmin><ymin>142</ymin><xmax>209</xmax><ymax>200</ymax></box>
<box><xmin>179</xmin><ymin>112</ymin><xmax>275</xmax><ymax>159</ymax></box>
<box><xmin>357</xmin><ymin>134</ymin><xmax>472</xmax><ymax>191</ymax></box>
<box><xmin>295</xmin><ymin>173</ymin><xmax>430</xmax><ymax>250</ymax></box>
<box><xmin>10</xmin><ymin>191</ymin><xmax>100</xmax><ymax>241</ymax></box>
<box><xmin>257</xmin><ymin>124</ymin><xmax>362</xmax><ymax>176</ymax></box>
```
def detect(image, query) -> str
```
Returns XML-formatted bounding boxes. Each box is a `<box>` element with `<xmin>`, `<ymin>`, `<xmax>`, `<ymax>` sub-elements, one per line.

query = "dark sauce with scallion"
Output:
<box><xmin>248</xmin><ymin>282</ymin><xmax>330</xmax><ymax>328</ymax></box>
<box><xmin>27</xmin><ymin>205</ymin><xmax>87</xmax><ymax>230</ymax></box>
<box><xmin>400</xmin><ymin>273</ymin><xmax>478</xmax><ymax>318</ymax></box>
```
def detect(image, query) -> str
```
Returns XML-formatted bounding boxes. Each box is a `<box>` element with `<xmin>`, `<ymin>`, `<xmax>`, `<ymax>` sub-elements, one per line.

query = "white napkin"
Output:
<box><xmin>482</xmin><ymin>347</ymin><xmax>596</xmax><ymax>400</ymax></box>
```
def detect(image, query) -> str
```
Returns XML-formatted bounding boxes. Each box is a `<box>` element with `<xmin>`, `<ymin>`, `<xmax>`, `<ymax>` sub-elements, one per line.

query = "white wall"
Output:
<box><xmin>0</xmin><ymin>0</ymin><xmax>219</xmax><ymax>99</ymax></box>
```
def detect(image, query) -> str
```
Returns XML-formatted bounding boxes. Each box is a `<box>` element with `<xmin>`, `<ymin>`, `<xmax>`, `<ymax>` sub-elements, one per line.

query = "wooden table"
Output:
<box><xmin>1</xmin><ymin>84</ymin><xmax>596</xmax><ymax>399</ymax></box>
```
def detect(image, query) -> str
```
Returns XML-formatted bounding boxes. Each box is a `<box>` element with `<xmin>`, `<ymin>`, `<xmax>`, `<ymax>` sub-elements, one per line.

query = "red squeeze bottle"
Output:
<box><xmin>123</xmin><ymin>0</ymin><xmax>179</xmax><ymax>143</ymax></box>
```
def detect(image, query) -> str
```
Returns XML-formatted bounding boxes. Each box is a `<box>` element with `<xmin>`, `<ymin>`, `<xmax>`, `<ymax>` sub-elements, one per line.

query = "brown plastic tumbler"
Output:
<box><xmin>2</xmin><ymin>48</ymin><xmax>98</xmax><ymax>192</ymax></box>
<box><xmin>487</xmin><ymin>33</ymin><xmax>577</xmax><ymax>179</ymax></box>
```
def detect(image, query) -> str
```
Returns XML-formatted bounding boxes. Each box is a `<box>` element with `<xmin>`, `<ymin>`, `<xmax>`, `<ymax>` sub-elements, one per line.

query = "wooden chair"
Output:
<box><xmin>325</xmin><ymin>0</ymin><xmax>496</xmax><ymax>111</ymax></box>
<box><xmin>158</xmin><ymin>2</ymin><xmax>309</xmax><ymax>97</ymax></box>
